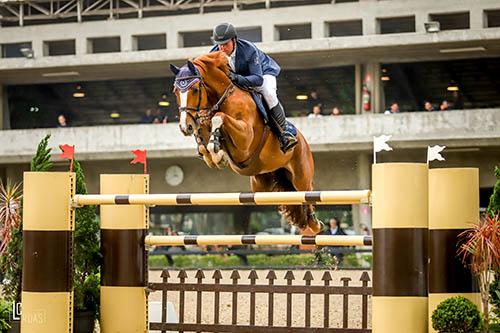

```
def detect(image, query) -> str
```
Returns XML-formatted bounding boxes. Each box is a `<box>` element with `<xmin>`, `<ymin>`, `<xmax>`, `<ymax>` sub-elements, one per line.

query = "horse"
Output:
<box><xmin>170</xmin><ymin>51</ymin><xmax>322</xmax><ymax>233</ymax></box>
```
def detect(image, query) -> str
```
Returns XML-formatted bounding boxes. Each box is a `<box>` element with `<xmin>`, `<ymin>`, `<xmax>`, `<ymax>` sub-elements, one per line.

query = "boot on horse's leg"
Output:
<box><xmin>269</xmin><ymin>103</ymin><xmax>298</xmax><ymax>153</ymax></box>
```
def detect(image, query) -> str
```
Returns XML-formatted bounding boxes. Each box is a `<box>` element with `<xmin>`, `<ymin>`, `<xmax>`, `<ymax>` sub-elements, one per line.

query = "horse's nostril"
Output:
<box><xmin>188</xmin><ymin>125</ymin><xmax>193</xmax><ymax>131</ymax></box>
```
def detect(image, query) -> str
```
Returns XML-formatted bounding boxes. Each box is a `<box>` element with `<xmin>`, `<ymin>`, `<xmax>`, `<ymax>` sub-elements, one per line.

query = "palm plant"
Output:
<box><xmin>458</xmin><ymin>213</ymin><xmax>500</xmax><ymax>333</ymax></box>
<box><xmin>0</xmin><ymin>180</ymin><xmax>22</xmax><ymax>256</ymax></box>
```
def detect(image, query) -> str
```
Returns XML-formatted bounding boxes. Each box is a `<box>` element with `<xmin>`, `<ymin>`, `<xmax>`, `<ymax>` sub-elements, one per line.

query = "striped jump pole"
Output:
<box><xmin>428</xmin><ymin>168</ymin><xmax>481</xmax><ymax>332</ymax></box>
<box><xmin>21</xmin><ymin>172</ymin><xmax>75</xmax><ymax>333</ymax></box>
<box><xmin>73</xmin><ymin>190</ymin><xmax>371</xmax><ymax>206</ymax></box>
<box><xmin>372</xmin><ymin>163</ymin><xmax>429</xmax><ymax>333</ymax></box>
<box><xmin>145</xmin><ymin>234</ymin><xmax>372</xmax><ymax>247</ymax></box>
<box><xmin>100</xmin><ymin>174</ymin><xmax>149</xmax><ymax>333</ymax></box>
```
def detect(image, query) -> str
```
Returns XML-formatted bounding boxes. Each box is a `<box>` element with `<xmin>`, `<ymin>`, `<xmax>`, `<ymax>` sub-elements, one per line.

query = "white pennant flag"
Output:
<box><xmin>427</xmin><ymin>145</ymin><xmax>446</xmax><ymax>164</ymax></box>
<box><xmin>373</xmin><ymin>135</ymin><xmax>393</xmax><ymax>163</ymax></box>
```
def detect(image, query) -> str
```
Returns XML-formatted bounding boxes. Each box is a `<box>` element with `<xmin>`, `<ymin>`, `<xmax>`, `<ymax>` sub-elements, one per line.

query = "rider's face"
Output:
<box><xmin>219</xmin><ymin>39</ymin><xmax>235</xmax><ymax>56</ymax></box>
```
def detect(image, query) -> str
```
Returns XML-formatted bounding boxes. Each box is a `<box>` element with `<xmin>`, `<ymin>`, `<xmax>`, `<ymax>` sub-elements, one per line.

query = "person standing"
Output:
<box><xmin>323</xmin><ymin>217</ymin><xmax>346</xmax><ymax>264</ymax></box>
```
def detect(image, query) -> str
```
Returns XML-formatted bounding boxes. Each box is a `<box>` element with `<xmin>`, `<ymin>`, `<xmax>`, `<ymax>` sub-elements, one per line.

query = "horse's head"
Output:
<box><xmin>170</xmin><ymin>60</ymin><xmax>208</xmax><ymax>136</ymax></box>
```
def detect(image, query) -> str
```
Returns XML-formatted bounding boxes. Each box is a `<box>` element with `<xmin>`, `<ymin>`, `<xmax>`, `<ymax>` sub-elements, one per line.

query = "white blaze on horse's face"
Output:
<box><xmin>179</xmin><ymin>91</ymin><xmax>189</xmax><ymax>133</ymax></box>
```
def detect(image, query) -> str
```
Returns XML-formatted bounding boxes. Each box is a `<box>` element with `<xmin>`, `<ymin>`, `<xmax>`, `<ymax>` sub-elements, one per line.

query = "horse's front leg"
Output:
<box><xmin>207</xmin><ymin>113</ymin><xmax>252</xmax><ymax>165</ymax></box>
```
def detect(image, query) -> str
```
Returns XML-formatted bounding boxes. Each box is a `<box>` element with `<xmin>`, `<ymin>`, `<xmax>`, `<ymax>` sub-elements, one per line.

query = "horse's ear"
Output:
<box><xmin>187</xmin><ymin>60</ymin><xmax>197</xmax><ymax>74</ymax></box>
<box><xmin>169</xmin><ymin>64</ymin><xmax>180</xmax><ymax>75</ymax></box>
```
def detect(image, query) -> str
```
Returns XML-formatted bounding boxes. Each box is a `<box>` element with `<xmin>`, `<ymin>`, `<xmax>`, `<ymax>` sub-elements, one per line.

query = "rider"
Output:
<box><xmin>210</xmin><ymin>22</ymin><xmax>298</xmax><ymax>153</ymax></box>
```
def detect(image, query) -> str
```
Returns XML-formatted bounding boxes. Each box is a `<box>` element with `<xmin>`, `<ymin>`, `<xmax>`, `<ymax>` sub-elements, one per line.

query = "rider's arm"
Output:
<box><xmin>233</xmin><ymin>51</ymin><xmax>263</xmax><ymax>88</ymax></box>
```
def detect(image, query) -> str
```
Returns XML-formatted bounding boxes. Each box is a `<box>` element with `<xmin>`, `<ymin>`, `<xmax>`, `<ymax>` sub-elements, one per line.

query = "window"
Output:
<box><xmin>88</xmin><ymin>37</ymin><xmax>120</xmax><ymax>53</ymax></box>
<box><xmin>379</xmin><ymin>16</ymin><xmax>416</xmax><ymax>34</ymax></box>
<box><xmin>134</xmin><ymin>34</ymin><xmax>166</xmax><ymax>51</ymax></box>
<box><xmin>485</xmin><ymin>10</ymin><xmax>500</xmax><ymax>28</ymax></box>
<box><xmin>430</xmin><ymin>12</ymin><xmax>470</xmax><ymax>31</ymax></box>
<box><xmin>2</xmin><ymin>42</ymin><xmax>32</xmax><ymax>58</ymax></box>
<box><xmin>328</xmin><ymin>20</ymin><xmax>363</xmax><ymax>37</ymax></box>
<box><xmin>238</xmin><ymin>27</ymin><xmax>262</xmax><ymax>43</ymax></box>
<box><xmin>277</xmin><ymin>23</ymin><xmax>312</xmax><ymax>41</ymax></box>
<box><xmin>181</xmin><ymin>30</ymin><xmax>212</xmax><ymax>48</ymax></box>
<box><xmin>44</xmin><ymin>40</ymin><xmax>75</xmax><ymax>56</ymax></box>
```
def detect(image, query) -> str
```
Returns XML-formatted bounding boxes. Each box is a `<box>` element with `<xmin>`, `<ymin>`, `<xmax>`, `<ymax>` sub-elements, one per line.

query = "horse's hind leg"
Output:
<box><xmin>286</xmin><ymin>140</ymin><xmax>323</xmax><ymax>234</ymax></box>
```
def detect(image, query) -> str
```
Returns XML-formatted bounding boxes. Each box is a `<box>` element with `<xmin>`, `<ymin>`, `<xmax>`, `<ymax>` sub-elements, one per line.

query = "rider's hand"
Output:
<box><xmin>228</xmin><ymin>71</ymin><xmax>240</xmax><ymax>84</ymax></box>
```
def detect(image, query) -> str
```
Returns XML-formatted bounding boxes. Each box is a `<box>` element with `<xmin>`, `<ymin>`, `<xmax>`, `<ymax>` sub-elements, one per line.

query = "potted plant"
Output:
<box><xmin>431</xmin><ymin>295</ymin><xmax>482</xmax><ymax>333</ymax></box>
<box><xmin>458</xmin><ymin>213</ymin><xmax>500</xmax><ymax>333</ymax></box>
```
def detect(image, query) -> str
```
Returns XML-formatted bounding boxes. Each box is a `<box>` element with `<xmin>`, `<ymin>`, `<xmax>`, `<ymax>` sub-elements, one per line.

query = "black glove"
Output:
<box><xmin>228</xmin><ymin>72</ymin><xmax>240</xmax><ymax>84</ymax></box>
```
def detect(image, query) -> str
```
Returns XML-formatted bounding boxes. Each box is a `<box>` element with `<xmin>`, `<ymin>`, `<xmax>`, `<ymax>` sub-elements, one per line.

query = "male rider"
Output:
<box><xmin>210</xmin><ymin>23</ymin><xmax>298</xmax><ymax>153</ymax></box>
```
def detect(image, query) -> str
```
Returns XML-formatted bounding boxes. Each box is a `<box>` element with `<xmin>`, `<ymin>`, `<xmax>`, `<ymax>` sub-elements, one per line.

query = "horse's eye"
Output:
<box><xmin>192</xmin><ymin>87</ymin><xmax>199</xmax><ymax>93</ymax></box>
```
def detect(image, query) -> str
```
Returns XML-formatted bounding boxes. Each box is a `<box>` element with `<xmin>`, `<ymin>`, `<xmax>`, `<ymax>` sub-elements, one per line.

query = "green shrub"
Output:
<box><xmin>0</xmin><ymin>299</ymin><xmax>11</xmax><ymax>332</ymax></box>
<box><xmin>491</xmin><ymin>273</ymin><xmax>500</xmax><ymax>317</ymax></box>
<box><xmin>432</xmin><ymin>296</ymin><xmax>482</xmax><ymax>333</ymax></box>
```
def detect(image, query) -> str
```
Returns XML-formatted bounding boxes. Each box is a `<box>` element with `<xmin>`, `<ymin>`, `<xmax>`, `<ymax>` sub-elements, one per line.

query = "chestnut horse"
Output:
<box><xmin>170</xmin><ymin>52</ymin><xmax>321</xmax><ymax>233</ymax></box>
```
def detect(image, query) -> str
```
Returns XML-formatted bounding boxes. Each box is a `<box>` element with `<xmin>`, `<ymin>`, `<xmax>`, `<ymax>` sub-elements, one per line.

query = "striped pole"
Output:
<box><xmin>73</xmin><ymin>190</ymin><xmax>371</xmax><ymax>206</ymax></box>
<box><xmin>100</xmin><ymin>174</ymin><xmax>148</xmax><ymax>333</ymax></box>
<box><xmin>21</xmin><ymin>172</ymin><xmax>75</xmax><ymax>333</ymax></box>
<box><xmin>372</xmin><ymin>163</ymin><xmax>428</xmax><ymax>333</ymax></box>
<box><xmin>145</xmin><ymin>234</ymin><xmax>372</xmax><ymax>247</ymax></box>
<box><xmin>428</xmin><ymin>168</ymin><xmax>481</xmax><ymax>332</ymax></box>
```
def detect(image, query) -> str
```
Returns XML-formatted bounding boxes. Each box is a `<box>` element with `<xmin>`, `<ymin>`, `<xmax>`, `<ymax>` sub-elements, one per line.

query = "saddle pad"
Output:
<box><xmin>250</xmin><ymin>91</ymin><xmax>269</xmax><ymax>123</ymax></box>
<box><xmin>286</xmin><ymin>121</ymin><xmax>297</xmax><ymax>136</ymax></box>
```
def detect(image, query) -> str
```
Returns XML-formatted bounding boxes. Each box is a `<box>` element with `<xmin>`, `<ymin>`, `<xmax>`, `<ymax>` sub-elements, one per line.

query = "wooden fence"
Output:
<box><xmin>149</xmin><ymin>269</ymin><xmax>372</xmax><ymax>332</ymax></box>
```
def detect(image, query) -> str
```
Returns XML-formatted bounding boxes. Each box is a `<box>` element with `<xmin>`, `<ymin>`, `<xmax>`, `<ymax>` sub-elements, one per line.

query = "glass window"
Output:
<box><xmin>44</xmin><ymin>40</ymin><xmax>76</xmax><ymax>56</ymax></box>
<box><xmin>277</xmin><ymin>23</ymin><xmax>312</xmax><ymax>40</ymax></box>
<box><xmin>238</xmin><ymin>27</ymin><xmax>262</xmax><ymax>43</ymax></box>
<box><xmin>1</xmin><ymin>42</ymin><xmax>32</xmax><ymax>58</ymax></box>
<box><xmin>328</xmin><ymin>20</ymin><xmax>363</xmax><ymax>37</ymax></box>
<box><xmin>378</xmin><ymin>16</ymin><xmax>416</xmax><ymax>34</ymax></box>
<box><xmin>181</xmin><ymin>30</ymin><xmax>212</xmax><ymax>48</ymax></box>
<box><xmin>486</xmin><ymin>9</ymin><xmax>500</xmax><ymax>28</ymax></box>
<box><xmin>89</xmin><ymin>37</ymin><xmax>120</xmax><ymax>53</ymax></box>
<box><xmin>430</xmin><ymin>12</ymin><xmax>470</xmax><ymax>31</ymax></box>
<box><xmin>134</xmin><ymin>34</ymin><xmax>167</xmax><ymax>51</ymax></box>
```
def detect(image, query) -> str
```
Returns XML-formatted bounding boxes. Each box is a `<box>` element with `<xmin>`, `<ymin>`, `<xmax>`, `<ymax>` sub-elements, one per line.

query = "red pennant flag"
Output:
<box><xmin>59</xmin><ymin>144</ymin><xmax>75</xmax><ymax>172</ymax></box>
<box><xmin>131</xmin><ymin>149</ymin><xmax>147</xmax><ymax>174</ymax></box>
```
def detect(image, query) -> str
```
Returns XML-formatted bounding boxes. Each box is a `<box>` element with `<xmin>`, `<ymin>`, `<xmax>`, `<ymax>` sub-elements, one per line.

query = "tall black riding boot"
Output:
<box><xmin>269</xmin><ymin>103</ymin><xmax>298</xmax><ymax>153</ymax></box>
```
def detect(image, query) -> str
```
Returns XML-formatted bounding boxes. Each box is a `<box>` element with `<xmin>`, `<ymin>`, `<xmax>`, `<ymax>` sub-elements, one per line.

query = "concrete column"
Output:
<box><xmin>362</xmin><ymin>62</ymin><xmax>381</xmax><ymax>113</ymax></box>
<box><xmin>470</xmin><ymin>8</ymin><xmax>484</xmax><ymax>30</ymax></box>
<box><xmin>362</xmin><ymin>15</ymin><xmax>377</xmax><ymax>35</ymax></box>
<box><xmin>21</xmin><ymin>172</ymin><xmax>75</xmax><ymax>333</ymax></box>
<box><xmin>415</xmin><ymin>10</ymin><xmax>428</xmax><ymax>33</ymax></box>
<box><xmin>428</xmin><ymin>168</ymin><xmax>481</xmax><ymax>333</ymax></box>
<box><xmin>372</xmin><ymin>163</ymin><xmax>428</xmax><ymax>333</ymax></box>
<box><xmin>31</xmin><ymin>39</ymin><xmax>44</xmax><ymax>60</ymax></box>
<box><xmin>0</xmin><ymin>85</ymin><xmax>10</xmax><ymax>129</ymax></box>
<box><xmin>120</xmin><ymin>34</ymin><xmax>133</xmax><ymax>52</ymax></box>
<box><xmin>75</xmin><ymin>37</ymin><xmax>88</xmax><ymax>55</ymax></box>
<box><xmin>100</xmin><ymin>174</ymin><xmax>148</xmax><ymax>333</ymax></box>
<box><xmin>262</xmin><ymin>23</ymin><xmax>276</xmax><ymax>43</ymax></box>
<box><xmin>352</xmin><ymin>152</ymin><xmax>371</xmax><ymax>232</ymax></box>
<box><xmin>355</xmin><ymin>64</ymin><xmax>362</xmax><ymax>114</ymax></box>
<box><xmin>167</xmin><ymin>27</ymin><xmax>180</xmax><ymax>49</ymax></box>
<box><xmin>311</xmin><ymin>20</ymin><xmax>325</xmax><ymax>39</ymax></box>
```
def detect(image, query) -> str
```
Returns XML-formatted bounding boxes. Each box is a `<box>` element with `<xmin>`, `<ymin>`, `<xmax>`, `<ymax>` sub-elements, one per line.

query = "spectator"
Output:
<box><xmin>424</xmin><ymin>101</ymin><xmax>436</xmax><ymax>112</ymax></box>
<box><xmin>323</xmin><ymin>217</ymin><xmax>346</xmax><ymax>264</ymax></box>
<box><xmin>439</xmin><ymin>100</ymin><xmax>450</xmax><ymax>111</ymax></box>
<box><xmin>57</xmin><ymin>114</ymin><xmax>68</xmax><ymax>128</ymax></box>
<box><xmin>307</xmin><ymin>90</ymin><xmax>323</xmax><ymax>112</ymax></box>
<box><xmin>141</xmin><ymin>109</ymin><xmax>154</xmax><ymax>123</ymax></box>
<box><xmin>384</xmin><ymin>102</ymin><xmax>400</xmax><ymax>114</ymax></box>
<box><xmin>154</xmin><ymin>108</ymin><xmax>165</xmax><ymax>123</ymax></box>
<box><xmin>152</xmin><ymin>117</ymin><xmax>161</xmax><ymax>124</ymax></box>
<box><xmin>331</xmin><ymin>107</ymin><xmax>342</xmax><ymax>116</ymax></box>
<box><xmin>307</xmin><ymin>105</ymin><xmax>323</xmax><ymax>118</ymax></box>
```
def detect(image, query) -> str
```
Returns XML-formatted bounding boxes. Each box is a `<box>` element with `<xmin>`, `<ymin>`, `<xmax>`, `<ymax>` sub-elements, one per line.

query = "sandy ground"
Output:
<box><xmin>148</xmin><ymin>269</ymin><xmax>372</xmax><ymax>330</ymax></box>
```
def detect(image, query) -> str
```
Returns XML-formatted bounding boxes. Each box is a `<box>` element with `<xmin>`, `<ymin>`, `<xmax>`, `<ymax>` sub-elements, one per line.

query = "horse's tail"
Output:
<box><xmin>271</xmin><ymin>168</ymin><xmax>310</xmax><ymax>230</ymax></box>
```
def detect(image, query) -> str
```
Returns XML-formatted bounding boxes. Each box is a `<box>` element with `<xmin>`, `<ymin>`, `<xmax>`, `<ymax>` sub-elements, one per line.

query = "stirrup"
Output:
<box><xmin>279</xmin><ymin>134</ymin><xmax>298</xmax><ymax>153</ymax></box>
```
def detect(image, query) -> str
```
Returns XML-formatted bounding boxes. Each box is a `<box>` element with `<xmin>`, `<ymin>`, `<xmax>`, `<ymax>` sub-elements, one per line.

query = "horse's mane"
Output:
<box><xmin>192</xmin><ymin>52</ymin><xmax>229</xmax><ymax>76</ymax></box>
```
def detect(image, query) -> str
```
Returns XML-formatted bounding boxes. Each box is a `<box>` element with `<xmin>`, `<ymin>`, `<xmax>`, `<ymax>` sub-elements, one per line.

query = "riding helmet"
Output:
<box><xmin>212</xmin><ymin>23</ymin><xmax>237</xmax><ymax>45</ymax></box>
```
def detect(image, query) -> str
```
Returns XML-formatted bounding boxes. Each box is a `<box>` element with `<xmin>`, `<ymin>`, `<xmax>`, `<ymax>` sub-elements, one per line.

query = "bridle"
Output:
<box><xmin>174</xmin><ymin>71</ymin><xmax>235</xmax><ymax>124</ymax></box>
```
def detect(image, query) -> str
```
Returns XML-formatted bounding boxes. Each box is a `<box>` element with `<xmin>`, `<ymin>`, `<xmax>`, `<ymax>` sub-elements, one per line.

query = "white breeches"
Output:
<box><xmin>254</xmin><ymin>74</ymin><xmax>279</xmax><ymax>109</ymax></box>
